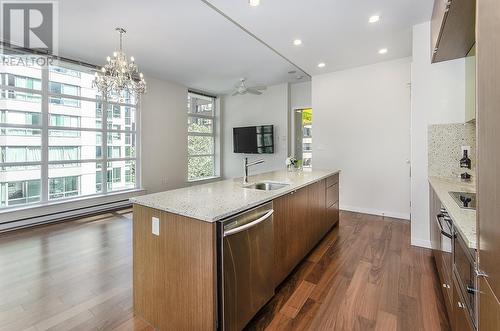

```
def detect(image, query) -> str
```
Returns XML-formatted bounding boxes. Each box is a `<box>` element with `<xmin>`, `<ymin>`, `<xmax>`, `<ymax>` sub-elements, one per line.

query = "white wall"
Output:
<box><xmin>140</xmin><ymin>77</ymin><xmax>189</xmax><ymax>193</ymax></box>
<box><xmin>290</xmin><ymin>81</ymin><xmax>312</xmax><ymax>109</ymax></box>
<box><xmin>221</xmin><ymin>83</ymin><xmax>289</xmax><ymax>179</ymax></box>
<box><xmin>312</xmin><ymin>58</ymin><xmax>412</xmax><ymax>220</ymax></box>
<box><xmin>410</xmin><ymin>22</ymin><xmax>466</xmax><ymax>248</ymax></box>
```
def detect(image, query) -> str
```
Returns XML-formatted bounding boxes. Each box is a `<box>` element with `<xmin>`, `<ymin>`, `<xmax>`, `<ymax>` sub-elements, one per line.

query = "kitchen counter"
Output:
<box><xmin>429</xmin><ymin>176</ymin><xmax>476</xmax><ymax>249</ymax></box>
<box><xmin>130</xmin><ymin>169</ymin><xmax>341</xmax><ymax>222</ymax></box>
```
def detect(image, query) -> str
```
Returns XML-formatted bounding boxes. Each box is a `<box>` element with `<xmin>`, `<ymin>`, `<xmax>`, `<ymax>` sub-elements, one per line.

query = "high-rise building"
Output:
<box><xmin>0</xmin><ymin>57</ymin><xmax>139</xmax><ymax>208</ymax></box>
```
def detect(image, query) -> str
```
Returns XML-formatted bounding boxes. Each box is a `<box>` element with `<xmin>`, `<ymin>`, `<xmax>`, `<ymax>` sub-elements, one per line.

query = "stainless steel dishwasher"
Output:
<box><xmin>219</xmin><ymin>202</ymin><xmax>275</xmax><ymax>331</ymax></box>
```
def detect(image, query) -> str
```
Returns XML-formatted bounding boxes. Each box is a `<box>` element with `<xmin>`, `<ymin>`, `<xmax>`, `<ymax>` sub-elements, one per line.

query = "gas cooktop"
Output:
<box><xmin>449</xmin><ymin>191</ymin><xmax>476</xmax><ymax>210</ymax></box>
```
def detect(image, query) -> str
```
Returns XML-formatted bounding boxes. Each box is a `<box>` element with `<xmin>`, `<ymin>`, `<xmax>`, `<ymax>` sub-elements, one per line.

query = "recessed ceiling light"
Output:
<box><xmin>369</xmin><ymin>15</ymin><xmax>380</xmax><ymax>23</ymax></box>
<box><xmin>293</xmin><ymin>39</ymin><xmax>302</xmax><ymax>46</ymax></box>
<box><xmin>317</xmin><ymin>62</ymin><xmax>326</xmax><ymax>68</ymax></box>
<box><xmin>249</xmin><ymin>0</ymin><xmax>260</xmax><ymax>6</ymax></box>
<box><xmin>378</xmin><ymin>48</ymin><xmax>388</xmax><ymax>54</ymax></box>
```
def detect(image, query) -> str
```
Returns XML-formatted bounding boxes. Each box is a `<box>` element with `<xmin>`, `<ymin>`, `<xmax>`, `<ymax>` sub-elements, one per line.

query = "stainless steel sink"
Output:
<box><xmin>245</xmin><ymin>181</ymin><xmax>289</xmax><ymax>191</ymax></box>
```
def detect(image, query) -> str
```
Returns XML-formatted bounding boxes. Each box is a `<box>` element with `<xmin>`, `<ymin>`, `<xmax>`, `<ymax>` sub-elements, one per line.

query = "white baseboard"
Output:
<box><xmin>340</xmin><ymin>205</ymin><xmax>410</xmax><ymax>221</ymax></box>
<box><xmin>411</xmin><ymin>238</ymin><xmax>432</xmax><ymax>249</ymax></box>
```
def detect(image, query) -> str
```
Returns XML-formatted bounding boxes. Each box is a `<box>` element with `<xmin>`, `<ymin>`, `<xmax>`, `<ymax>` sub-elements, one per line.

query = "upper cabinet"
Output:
<box><xmin>431</xmin><ymin>0</ymin><xmax>476</xmax><ymax>63</ymax></box>
<box><xmin>465</xmin><ymin>45</ymin><xmax>476</xmax><ymax>122</ymax></box>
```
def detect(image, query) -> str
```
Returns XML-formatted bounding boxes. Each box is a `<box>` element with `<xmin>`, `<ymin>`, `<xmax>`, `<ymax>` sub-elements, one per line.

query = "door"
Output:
<box><xmin>476</xmin><ymin>0</ymin><xmax>500</xmax><ymax>328</ymax></box>
<box><xmin>290</xmin><ymin>108</ymin><xmax>313</xmax><ymax>168</ymax></box>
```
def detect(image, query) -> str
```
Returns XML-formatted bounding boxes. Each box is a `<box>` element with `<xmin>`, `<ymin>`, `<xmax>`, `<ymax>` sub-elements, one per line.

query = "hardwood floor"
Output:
<box><xmin>0</xmin><ymin>210</ymin><xmax>449</xmax><ymax>331</ymax></box>
<box><xmin>246</xmin><ymin>212</ymin><xmax>450</xmax><ymax>331</ymax></box>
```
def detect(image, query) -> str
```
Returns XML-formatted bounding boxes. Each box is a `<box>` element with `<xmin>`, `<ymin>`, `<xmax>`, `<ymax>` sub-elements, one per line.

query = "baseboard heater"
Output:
<box><xmin>0</xmin><ymin>199</ymin><xmax>131</xmax><ymax>233</ymax></box>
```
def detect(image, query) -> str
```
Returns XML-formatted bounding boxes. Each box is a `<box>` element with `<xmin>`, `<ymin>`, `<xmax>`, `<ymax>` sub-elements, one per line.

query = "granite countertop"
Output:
<box><xmin>130</xmin><ymin>169</ymin><xmax>341</xmax><ymax>223</ymax></box>
<box><xmin>428</xmin><ymin>176</ymin><xmax>477</xmax><ymax>249</ymax></box>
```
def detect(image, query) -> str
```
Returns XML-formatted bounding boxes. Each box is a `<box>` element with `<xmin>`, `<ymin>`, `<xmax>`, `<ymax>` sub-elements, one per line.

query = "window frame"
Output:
<box><xmin>0</xmin><ymin>63</ymin><xmax>141</xmax><ymax>211</ymax></box>
<box><xmin>187</xmin><ymin>92</ymin><xmax>219</xmax><ymax>182</ymax></box>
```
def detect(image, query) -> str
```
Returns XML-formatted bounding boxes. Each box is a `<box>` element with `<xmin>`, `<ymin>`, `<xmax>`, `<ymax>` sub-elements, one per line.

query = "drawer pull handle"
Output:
<box><xmin>458</xmin><ymin>302</ymin><xmax>464</xmax><ymax>309</ymax></box>
<box><xmin>467</xmin><ymin>285</ymin><xmax>478</xmax><ymax>294</ymax></box>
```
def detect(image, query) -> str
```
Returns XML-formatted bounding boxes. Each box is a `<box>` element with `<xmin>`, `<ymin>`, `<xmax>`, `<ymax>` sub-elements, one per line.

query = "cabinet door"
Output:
<box><xmin>327</xmin><ymin>203</ymin><xmax>339</xmax><ymax>228</ymax></box>
<box><xmin>273</xmin><ymin>187</ymin><xmax>309</xmax><ymax>286</ymax></box>
<box><xmin>307</xmin><ymin>179</ymin><xmax>327</xmax><ymax>245</ymax></box>
<box><xmin>477</xmin><ymin>0</ymin><xmax>500</xmax><ymax>327</ymax></box>
<box><xmin>325</xmin><ymin>176</ymin><xmax>339</xmax><ymax>229</ymax></box>
<box><xmin>432</xmin><ymin>0</ymin><xmax>476</xmax><ymax>63</ymax></box>
<box><xmin>431</xmin><ymin>0</ymin><xmax>448</xmax><ymax>56</ymax></box>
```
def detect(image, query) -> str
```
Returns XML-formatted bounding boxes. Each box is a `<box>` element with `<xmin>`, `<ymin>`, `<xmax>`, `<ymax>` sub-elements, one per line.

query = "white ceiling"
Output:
<box><xmin>58</xmin><ymin>0</ymin><xmax>307</xmax><ymax>95</ymax></box>
<box><xmin>57</xmin><ymin>0</ymin><xmax>433</xmax><ymax>94</ymax></box>
<box><xmin>206</xmin><ymin>0</ymin><xmax>434</xmax><ymax>74</ymax></box>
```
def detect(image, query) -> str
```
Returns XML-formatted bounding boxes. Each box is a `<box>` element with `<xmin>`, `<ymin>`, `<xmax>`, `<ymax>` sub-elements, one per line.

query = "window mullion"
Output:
<box><xmin>102</xmin><ymin>96</ymin><xmax>108</xmax><ymax>194</ymax></box>
<box><xmin>40</xmin><ymin>66</ymin><xmax>49</xmax><ymax>203</ymax></box>
<box><xmin>135</xmin><ymin>97</ymin><xmax>141</xmax><ymax>189</ymax></box>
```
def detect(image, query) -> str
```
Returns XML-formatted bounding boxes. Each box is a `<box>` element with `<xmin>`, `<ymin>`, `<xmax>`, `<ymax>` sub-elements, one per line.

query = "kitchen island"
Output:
<box><xmin>130</xmin><ymin>169</ymin><xmax>340</xmax><ymax>331</ymax></box>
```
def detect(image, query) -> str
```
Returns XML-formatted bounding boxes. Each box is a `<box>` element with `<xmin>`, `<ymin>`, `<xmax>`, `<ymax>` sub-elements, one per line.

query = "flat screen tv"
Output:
<box><xmin>233</xmin><ymin>125</ymin><xmax>274</xmax><ymax>154</ymax></box>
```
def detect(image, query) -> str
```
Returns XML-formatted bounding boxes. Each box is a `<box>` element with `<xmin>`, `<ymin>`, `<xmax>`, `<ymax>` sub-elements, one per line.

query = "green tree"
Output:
<box><xmin>188</xmin><ymin>120</ymin><xmax>214</xmax><ymax>180</ymax></box>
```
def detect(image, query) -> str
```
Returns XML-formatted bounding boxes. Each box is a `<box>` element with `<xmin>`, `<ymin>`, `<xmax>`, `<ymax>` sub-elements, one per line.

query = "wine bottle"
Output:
<box><xmin>460</xmin><ymin>150</ymin><xmax>472</xmax><ymax>169</ymax></box>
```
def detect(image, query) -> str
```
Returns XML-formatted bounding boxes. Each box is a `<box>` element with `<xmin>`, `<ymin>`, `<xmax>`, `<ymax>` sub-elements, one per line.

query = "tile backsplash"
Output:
<box><xmin>428</xmin><ymin>123</ymin><xmax>476</xmax><ymax>179</ymax></box>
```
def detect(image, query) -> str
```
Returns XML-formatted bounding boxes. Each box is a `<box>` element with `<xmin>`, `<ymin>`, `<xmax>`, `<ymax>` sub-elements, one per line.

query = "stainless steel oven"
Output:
<box><xmin>436</xmin><ymin>208</ymin><xmax>454</xmax><ymax>271</ymax></box>
<box><xmin>218</xmin><ymin>202</ymin><xmax>275</xmax><ymax>331</ymax></box>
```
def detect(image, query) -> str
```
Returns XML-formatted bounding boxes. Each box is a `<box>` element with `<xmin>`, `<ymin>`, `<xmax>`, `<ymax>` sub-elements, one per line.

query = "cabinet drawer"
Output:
<box><xmin>453</xmin><ymin>273</ymin><xmax>475</xmax><ymax>331</ymax></box>
<box><xmin>328</xmin><ymin>202</ymin><xmax>339</xmax><ymax>227</ymax></box>
<box><xmin>326</xmin><ymin>184</ymin><xmax>339</xmax><ymax>207</ymax></box>
<box><xmin>454</xmin><ymin>232</ymin><xmax>476</xmax><ymax>321</ymax></box>
<box><xmin>326</xmin><ymin>174</ymin><xmax>339</xmax><ymax>188</ymax></box>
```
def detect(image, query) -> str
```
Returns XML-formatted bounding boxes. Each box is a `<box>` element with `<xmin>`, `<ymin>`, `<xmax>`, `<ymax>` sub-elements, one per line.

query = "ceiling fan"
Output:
<box><xmin>231</xmin><ymin>78</ymin><xmax>266</xmax><ymax>96</ymax></box>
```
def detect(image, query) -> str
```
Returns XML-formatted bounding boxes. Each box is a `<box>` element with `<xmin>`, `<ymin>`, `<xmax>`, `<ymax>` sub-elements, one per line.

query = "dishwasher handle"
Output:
<box><xmin>224</xmin><ymin>210</ymin><xmax>274</xmax><ymax>237</ymax></box>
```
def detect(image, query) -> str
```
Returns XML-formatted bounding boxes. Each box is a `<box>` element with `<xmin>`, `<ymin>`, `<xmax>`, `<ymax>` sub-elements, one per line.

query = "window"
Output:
<box><xmin>302</xmin><ymin>109</ymin><xmax>312</xmax><ymax>169</ymax></box>
<box><xmin>49</xmin><ymin>176</ymin><xmax>80</xmax><ymax>199</ymax></box>
<box><xmin>1</xmin><ymin>146</ymin><xmax>41</xmax><ymax>163</ymax></box>
<box><xmin>1</xmin><ymin>73</ymin><xmax>42</xmax><ymax>102</ymax></box>
<box><xmin>107</xmin><ymin>167</ymin><xmax>121</xmax><ymax>190</ymax></box>
<box><xmin>48</xmin><ymin>146</ymin><xmax>80</xmax><ymax>161</ymax></box>
<box><xmin>49</xmin><ymin>66</ymin><xmax>81</xmax><ymax>78</ymax></box>
<box><xmin>0</xmin><ymin>180</ymin><xmax>41</xmax><ymax>207</ymax></box>
<box><xmin>0</xmin><ymin>59</ymin><xmax>140</xmax><ymax>210</ymax></box>
<box><xmin>48</xmin><ymin>81</ymin><xmax>81</xmax><ymax>107</ymax></box>
<box><xmin>187</xmin><ymin>92</ymin><xmax>218</xmax><ymax>181</ymax></box>
<box><xmin>107</xmin><ymin>146</ymin><xmax>121</xmax><ymax>159</ymax></box>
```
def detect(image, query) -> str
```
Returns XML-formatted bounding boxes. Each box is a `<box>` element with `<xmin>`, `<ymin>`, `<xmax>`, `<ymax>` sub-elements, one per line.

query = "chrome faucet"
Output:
<box><xmin>243</xmin><ymin>157</ymin><xmax>264</xmax><ymax>184</ymax></box>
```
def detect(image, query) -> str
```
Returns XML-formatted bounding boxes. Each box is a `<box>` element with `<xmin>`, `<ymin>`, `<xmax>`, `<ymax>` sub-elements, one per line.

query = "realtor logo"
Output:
<box><xmin>1</xmin><ymin>1</ymin><xmax>58</xmax><ymax>54</ymax></box>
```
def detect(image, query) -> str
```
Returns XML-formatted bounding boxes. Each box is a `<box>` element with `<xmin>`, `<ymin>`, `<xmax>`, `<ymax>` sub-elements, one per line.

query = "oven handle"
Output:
<box><xmin>223</xmin><ymin>210</ymin><xmax>274</xmax><ymax>237</ymax></box>
<box><xmin>436</xmin><ymin>214</ymin><xmax>453</xmax><ymax>239</ymax></box>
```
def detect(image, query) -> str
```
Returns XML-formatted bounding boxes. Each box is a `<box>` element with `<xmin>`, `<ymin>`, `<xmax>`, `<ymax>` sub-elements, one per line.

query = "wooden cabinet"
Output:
<box><xmin>429</xmin><ymin>185</ymin><xmax>454</xmax><ymax>323</ymax></box>
<box><xmin>431</xmin><ymin>0</ymin><xmax>476</xmax><ymax>63</ymax></box>
<box><xmin>307</xmin><ymin>179</ymin><xmax>327</xmax><ymax>246</ymax></box>
<box><xmin>327</xmin><ymin>202</ymin><xmax>339</xmax><ymax>228</ymax></box>
<box><xmin>133</xmin><ymin>172</ymin><xmax>341</xmax><ymax>330</ymax></box>
<box><xmin>326</xmin><ymin>174</ymin><xmax>339</xmax><ymax>228</ymax></box>
<box><xmin>453</xmin><ymin>273</ymin><xmax>475</xmax><ymax>331</ymax></box>
<box><xmin>133</xmin><ymin>205</ymin><xmax>217</xmax><ymax>331</ymax></box>
<box><xmin>477</xmin><ymin>0</ymin><xmax>500</xmax><ymax>328</ymax></box>
<box><xmin>465</xmin><ymin>45</ymin><xmax>476</xmax><ymax>123</ymax></box>
<box><xmin>274</xmin><ymin>175</ymin><xmax>339</xmax><ymax>286</ymax></box>
<box><xmin>274</xmin><ymin>186</ymin><xmax>310</xmax><ymax>286</ymax></box>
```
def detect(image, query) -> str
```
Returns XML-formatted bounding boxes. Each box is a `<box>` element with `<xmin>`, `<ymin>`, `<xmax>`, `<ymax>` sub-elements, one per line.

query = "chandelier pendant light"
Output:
<box><xmin>94</xmin><ymin>27</ymin><xmax>146</xmax><ymax>101</ymax></box>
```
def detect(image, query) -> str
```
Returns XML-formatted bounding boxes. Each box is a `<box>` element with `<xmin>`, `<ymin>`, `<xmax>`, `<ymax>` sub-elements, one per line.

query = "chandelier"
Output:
<box><xmin>94</xmin><ymin>27</ymin><xmax>146</xmax><ymax>101</ymax></box>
